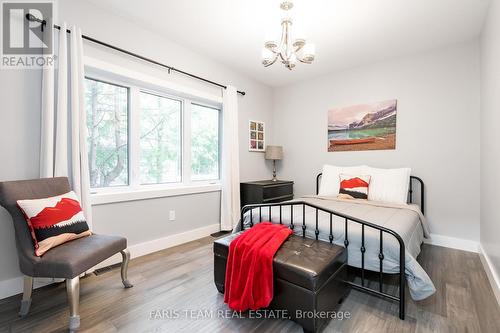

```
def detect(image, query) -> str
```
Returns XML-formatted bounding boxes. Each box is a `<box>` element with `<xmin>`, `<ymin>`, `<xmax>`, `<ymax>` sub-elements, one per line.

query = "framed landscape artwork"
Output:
<box><xmin>328</xmin><ymin>99</ymin><xmax>397</xmax><ymax>152</ymax></box>
<box><xmin>249</xmin><ymin>120</ymin><xmax>265</xmax><ymax>152</ymax></box>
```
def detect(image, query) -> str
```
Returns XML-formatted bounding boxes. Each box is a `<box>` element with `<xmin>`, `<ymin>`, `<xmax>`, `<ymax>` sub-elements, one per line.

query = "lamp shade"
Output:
<box><xmin>265</xmin><ymin>145</ymin><xmax>283</xmax><ymax>160</ymax></box>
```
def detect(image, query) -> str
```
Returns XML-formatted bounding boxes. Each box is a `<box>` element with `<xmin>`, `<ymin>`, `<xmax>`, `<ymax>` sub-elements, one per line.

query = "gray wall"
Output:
<box><xmin>272</xmin><ymin>41</ymin><xmax>481</xmax><ymax>242</ymax></box>
<box><xmin>92</xmin><ymin>192</ymin><xmax>221</xmax><ymax>246</ymax></box>
<box><xmin>0</xmin><ymin>69</ymin><xmax>42</xmax><ymax>282</ymax></box>
<box><xmin>480</xmin><ymin>0</ymin><xmax>500</xmax><ymax>282</ymax></box>
<box><xmin>0</xmin><ymin>0</ymin><xmax>273</xmax><ymax>289</ymax></box>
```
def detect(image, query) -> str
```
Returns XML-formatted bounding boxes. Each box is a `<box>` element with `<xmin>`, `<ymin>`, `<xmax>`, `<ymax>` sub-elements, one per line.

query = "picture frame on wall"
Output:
<box><xmin>327</xmin><ymin>99</ymin><xmax>397</xmax><ymax>152</ymax></box>
<box><xmin>249</xmin><ymin>120</ymin><xmax>265</xmax><ymax>152</ymax></box>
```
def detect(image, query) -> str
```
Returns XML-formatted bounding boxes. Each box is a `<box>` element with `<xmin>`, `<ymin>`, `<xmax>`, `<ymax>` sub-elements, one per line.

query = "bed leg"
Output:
<box><xmin>399</xmin><ymin>303</ymin><xmax>405</xmax><ymax>320</ymax></box>
<box><xmin>399</xmin><ymin>268</ymin><xmax>405</xmax><ymax>320</ymax></box>
<box><xmin>399</xmin><ymin>241</ymin><xmax>406</xmax><ymax>320</ymax></box>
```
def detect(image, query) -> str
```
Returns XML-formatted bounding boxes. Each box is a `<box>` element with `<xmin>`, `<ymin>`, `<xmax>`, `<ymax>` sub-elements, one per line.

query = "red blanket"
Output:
<box><xmin>224</xmin><ymin>222</ymin><xmax>293</xmax><ymax>311</ymax></box>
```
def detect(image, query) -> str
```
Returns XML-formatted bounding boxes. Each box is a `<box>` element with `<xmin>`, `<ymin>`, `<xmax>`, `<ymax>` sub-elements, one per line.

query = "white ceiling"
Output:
<box><xmin>84</xmin><ymin>0</ymin><xmax>490</xmax><ymax>87</ymax></box>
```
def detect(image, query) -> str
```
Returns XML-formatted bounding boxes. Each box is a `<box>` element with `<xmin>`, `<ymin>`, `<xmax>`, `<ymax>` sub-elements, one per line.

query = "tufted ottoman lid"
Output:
<box><xmin>214</xmin><ymin>231</ymin><xmax>346</xmax><ymax>291</ymax></box>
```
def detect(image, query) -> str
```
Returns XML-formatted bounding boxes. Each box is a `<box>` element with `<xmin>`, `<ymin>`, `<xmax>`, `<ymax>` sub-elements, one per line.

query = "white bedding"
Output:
<box><xmin>238</xmin><ymin>196</ymin><xmax>436</xmax><ymax>301</ymax></box>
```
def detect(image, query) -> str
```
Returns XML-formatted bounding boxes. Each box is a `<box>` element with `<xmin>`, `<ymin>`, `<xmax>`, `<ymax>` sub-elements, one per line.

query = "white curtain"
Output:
<box><xmin>40</xmin><ymin>23</ymin><xmax>92</xmax><ymax>228</ymax></box>
<box><xmin>220</xmin><ymin>86</ymin><xmax>241</xmax><ymax>231</ymax></box>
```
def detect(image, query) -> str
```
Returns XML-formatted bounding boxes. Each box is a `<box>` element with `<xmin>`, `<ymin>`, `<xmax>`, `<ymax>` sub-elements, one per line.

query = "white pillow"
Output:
<box><xmin>318</xmin><ymin>164</ymin><xmax>367</xmax><ymax>196</ymax></box>
<box><xmin>365</xmin><ymin>166</ymin><xmax>411</xmax><ymax>204</ymax></box>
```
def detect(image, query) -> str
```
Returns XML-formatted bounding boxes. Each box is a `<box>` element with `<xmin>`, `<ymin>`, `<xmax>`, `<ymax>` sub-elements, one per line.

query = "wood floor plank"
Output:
<box><xmin>470</xmin><ymin>268</ymin><xmax>500</xmax><ymax>333</ymax></box>
<box><xmin>0</xmin><ymin>239</ymin><xmax>499</xmax><ymax>332</ymax></box>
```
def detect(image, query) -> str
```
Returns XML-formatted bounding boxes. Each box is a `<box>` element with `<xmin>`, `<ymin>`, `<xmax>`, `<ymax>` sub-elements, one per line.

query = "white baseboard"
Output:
<box><xmin>478</xmin><ymin>244</ymin><xmax>500</xmax><ymax>307</ymax></box>
<box><xmin>0</xmin><ymin>223</ymin><xmax>219</xmax><ymax>300</ymax></box>
<box><xmin>424</xmin><ymin>233</ymin><xmax>479</xmax><ymax>253</ymax></box>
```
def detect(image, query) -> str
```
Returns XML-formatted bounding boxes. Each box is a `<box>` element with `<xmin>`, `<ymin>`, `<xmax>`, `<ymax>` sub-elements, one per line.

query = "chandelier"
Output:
<box><xmin>261</xmin><ymin>1</ymin><xmax>315</xmax><ymax>70</ymax></box>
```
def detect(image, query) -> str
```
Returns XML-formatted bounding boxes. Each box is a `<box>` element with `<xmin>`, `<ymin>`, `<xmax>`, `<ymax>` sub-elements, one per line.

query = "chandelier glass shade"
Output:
<box><xmin>262</xmin><ymin>1</ymin><xmax>315</xmax><ymax>70</ymax></box>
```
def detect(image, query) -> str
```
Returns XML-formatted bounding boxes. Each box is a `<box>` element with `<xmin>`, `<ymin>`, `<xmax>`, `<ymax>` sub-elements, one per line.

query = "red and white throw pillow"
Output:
<box><xmin>338</xmin><ymin>174</ymin><xmax>371</xmax><ymax>200</ymax></box>
<box><xmin>17</xmin><ymin>191</ymin><xmax>92</xmax><ymax>256</ymax></box>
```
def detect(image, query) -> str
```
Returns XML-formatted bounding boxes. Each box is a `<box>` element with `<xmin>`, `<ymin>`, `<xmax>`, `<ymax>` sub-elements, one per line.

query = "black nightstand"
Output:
<box><xmin>240</xmin><ymin>180</ymin><xmax>294</xmax><ymax>207</ymax></box>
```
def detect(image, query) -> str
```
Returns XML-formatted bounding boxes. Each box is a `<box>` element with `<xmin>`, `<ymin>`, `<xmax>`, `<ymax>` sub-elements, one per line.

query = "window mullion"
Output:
<box><xmin>183</xmin><ymin>100</ymin><xmax>192</xmax><ymax>185</ymax></box>
<box><xmin>129</xmin><ymin>86</ymin><xmax>141</xmax><ymax>189</ymax></box>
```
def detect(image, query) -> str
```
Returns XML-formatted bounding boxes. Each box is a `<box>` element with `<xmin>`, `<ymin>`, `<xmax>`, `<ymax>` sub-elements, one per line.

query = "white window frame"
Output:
<box><xmin>84</xmin><ymin>58</ymin><xmax>222</xmax><ymax>205</ymax></box>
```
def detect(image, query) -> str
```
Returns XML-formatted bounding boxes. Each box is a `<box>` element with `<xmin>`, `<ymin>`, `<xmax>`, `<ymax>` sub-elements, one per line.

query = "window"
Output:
<box><xmin>84</xmin><ymin>76</ymin><xmax>221</xmax><ymax>194</ymax></box>
<box><xmin>191</xmin><ymin>104</ymin><xmax>220</xmax><ymax>181</ymax></box>
<box><xmin>140</xmin><ymin>92</ymin><xmax>182</xmax><ymax>184</ymax></box>
<box><xmin>85</xmin><ymin>78</ymin><xmax>128</xmax><ymax>188</ymax></box>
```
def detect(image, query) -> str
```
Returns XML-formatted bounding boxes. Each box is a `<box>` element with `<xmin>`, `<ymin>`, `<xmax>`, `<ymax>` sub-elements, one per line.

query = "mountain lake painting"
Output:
<box><xmin>328</xmin><ymin>99</ymin><xmax>397</xmax><ymax>152</ymax></box>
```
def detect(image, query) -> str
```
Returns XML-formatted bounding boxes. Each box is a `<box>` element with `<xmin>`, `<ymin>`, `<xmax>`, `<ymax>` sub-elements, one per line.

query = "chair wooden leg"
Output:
<box><xmin>66</xmin><ymin>277</ymin><xmax>80</xmax><ymax>332</ymax></box>
<box><xmin>120</xmin><ymin>249</ymin><xmax>133</xmax><ymax>288</ymax></box>
<box><xmin>19</xmin><ymin>276</ymin><xmax>33</xmax><ymax>317</ymax></box>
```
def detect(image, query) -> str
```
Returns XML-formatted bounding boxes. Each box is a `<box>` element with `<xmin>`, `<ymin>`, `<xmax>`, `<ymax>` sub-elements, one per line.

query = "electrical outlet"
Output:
<box><xmin>169</xmin><ymin>210</ymin><xmax>176</xmax><ymax>221</ymax></box>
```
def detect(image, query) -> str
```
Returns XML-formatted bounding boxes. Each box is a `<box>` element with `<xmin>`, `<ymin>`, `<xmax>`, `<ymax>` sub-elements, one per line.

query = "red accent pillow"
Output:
<box><xmin>338</xmin><ymin>174</ymin><xmax>371</xmax><ymax>199</ymax></box>
<box><xmin>17</xmin><ymin>191</ymin><xmax>91</xmax><ymax>256</ymax></box>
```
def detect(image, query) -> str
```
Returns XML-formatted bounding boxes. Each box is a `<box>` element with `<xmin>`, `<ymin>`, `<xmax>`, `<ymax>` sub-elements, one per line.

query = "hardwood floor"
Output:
<box><xmin>0</xmin><ymin>237</ymin><xmax>499</xmax><ymax>333</ymax></box>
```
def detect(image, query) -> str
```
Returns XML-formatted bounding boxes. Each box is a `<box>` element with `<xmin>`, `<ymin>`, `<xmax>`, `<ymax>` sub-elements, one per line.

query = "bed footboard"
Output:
<box><xmin>240</xmin><ymin>201</ymin><xmax>407</xmax><ymax>320</ymax></box>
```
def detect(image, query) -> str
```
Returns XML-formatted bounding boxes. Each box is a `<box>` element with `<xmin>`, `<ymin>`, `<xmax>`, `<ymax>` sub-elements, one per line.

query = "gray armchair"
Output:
<box><xmin>0</xmin><ymin>177</ymin><xmax>133</xmax><ymax>332</ymax></box>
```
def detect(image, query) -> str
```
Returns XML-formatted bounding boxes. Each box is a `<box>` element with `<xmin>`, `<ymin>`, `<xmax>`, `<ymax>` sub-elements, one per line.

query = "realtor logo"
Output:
<box><xmin>1</xmin><ymin>1</ymin><xmax>54</xmax><ymax>68</ymax></box>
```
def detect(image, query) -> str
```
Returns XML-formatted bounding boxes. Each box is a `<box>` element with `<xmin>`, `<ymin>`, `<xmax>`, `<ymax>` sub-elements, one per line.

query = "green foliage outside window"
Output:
<box><xmin>85</xmin><ymin>79</ymin><xmax>128</xmax><ymax>188</ymax></box>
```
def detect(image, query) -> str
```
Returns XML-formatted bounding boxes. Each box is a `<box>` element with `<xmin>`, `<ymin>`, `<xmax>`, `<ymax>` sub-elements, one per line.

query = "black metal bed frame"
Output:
<box><xmin>240</xmin><ymin>174</ymin><xmax>425</xmax><ymax>320</ymax></box>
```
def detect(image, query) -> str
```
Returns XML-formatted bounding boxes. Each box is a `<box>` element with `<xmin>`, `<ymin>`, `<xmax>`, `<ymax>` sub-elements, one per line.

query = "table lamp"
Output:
<box><xmin>265</xmin><ymin>145</ymin><xmax>283</xmax><ymax>181</ymax></box>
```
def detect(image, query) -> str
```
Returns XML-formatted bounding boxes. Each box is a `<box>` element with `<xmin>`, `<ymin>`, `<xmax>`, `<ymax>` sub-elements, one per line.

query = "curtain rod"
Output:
<box><xmin>26</xmin><ymin>14</ymin><xmax>246</xmax><ymax>96</ymax></box>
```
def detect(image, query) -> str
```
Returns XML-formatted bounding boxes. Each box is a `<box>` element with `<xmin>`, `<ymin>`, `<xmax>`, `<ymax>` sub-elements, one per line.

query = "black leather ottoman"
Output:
<box><xmin>214</xmin><ymin>232</ymin><xmax>350</xmax><ymax>333</ymax></box>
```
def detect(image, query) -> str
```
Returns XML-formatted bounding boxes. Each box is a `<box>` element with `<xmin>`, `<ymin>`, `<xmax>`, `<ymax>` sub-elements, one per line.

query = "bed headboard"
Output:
<box><xmin>315</xmin><ymin>173</ymin><xmax>425</xmax><ymax>215</ymax></box>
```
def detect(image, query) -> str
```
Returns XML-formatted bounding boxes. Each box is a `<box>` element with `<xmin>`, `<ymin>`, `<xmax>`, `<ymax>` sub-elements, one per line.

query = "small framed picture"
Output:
<box><xmin>249</xmin><ymin>120</ymin><xmax>265</xmax><ymax>152</ymax></box>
